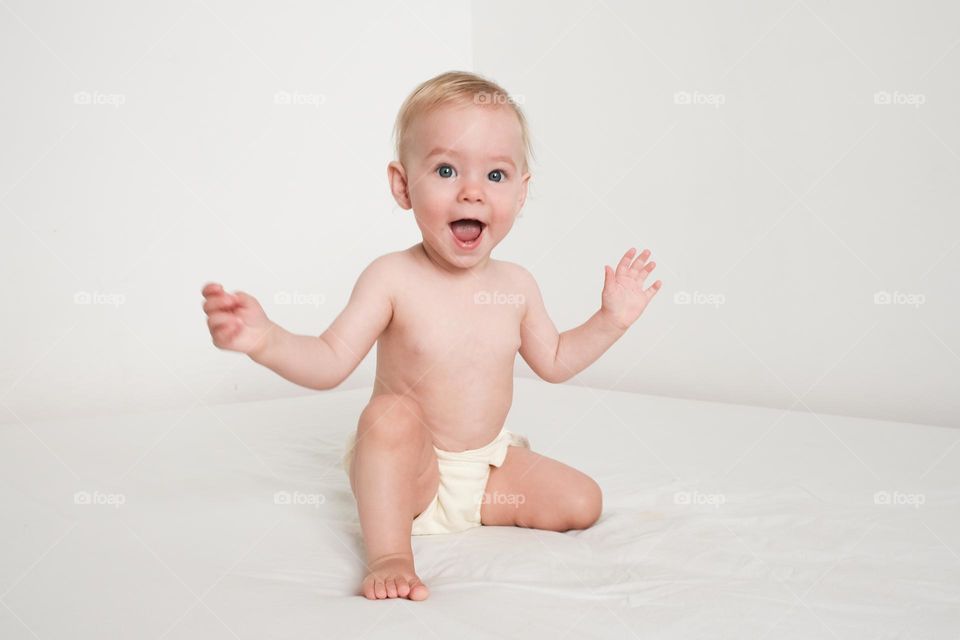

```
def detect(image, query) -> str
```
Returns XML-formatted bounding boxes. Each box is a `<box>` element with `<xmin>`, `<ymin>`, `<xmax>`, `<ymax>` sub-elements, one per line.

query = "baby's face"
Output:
<box><xmin>389</xmin><ymin>102</ymin><xmax>530</xmax><ymax>271</ymax></box>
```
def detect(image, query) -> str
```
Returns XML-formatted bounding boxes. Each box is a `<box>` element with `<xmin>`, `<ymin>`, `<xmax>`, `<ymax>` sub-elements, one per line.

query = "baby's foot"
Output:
<box><xmin>361</xmin><ymin>552</ymin><xmax>429</xmax><ymax>600</ymax></box>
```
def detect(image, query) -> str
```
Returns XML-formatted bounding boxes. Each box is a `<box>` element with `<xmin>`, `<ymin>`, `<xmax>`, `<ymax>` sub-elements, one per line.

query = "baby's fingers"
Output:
<box><xmin>635</xmin><ymin>260</ymin><xmax>656</xmax><ymax>283</ymax></box>
<box><xmin>615</xmin><ymin>247</ymin><xmax>637</xmax><ymax>278</ymax></box>
<box><xmin>202</xmin><ymin>282</ymin><xmax>228</xmax><ymax>298</ymax></box>
<box><xmin>210</xmin><ymin>320</ymin><xmax>243</xmax><ymax>348</ymax></box>
<box><xmin>628</xmin><ymin>249</ymin><xmax>651</xmax><ymax>276</ymax></box>
<box><xmin>203</xmin><ymin>291</ymin><xmax>240</xmax><ymax>314</ymax></box>
<box><xmin>212</xmin><ymin>322</ymin><xmax>240</xmax><ymax>340</ymax></box>
<box><xmin>206</xmin><ymin>311</ymin><xmax>238</xmax><ymax>329</ymax></box>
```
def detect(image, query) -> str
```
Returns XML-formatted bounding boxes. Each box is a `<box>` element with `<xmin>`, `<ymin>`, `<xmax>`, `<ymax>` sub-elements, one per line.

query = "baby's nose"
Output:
<box><xmin>458</xmin><ymin>186</ymin><xmax>484</xmax><ymax>204</ymax></box>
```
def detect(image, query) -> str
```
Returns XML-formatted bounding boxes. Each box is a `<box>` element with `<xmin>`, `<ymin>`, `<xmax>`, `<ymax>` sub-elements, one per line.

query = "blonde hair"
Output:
<box><xmin>393</xmin><ymin>70</ymin><xmax>533</xmax><ymax>174</ymax></box>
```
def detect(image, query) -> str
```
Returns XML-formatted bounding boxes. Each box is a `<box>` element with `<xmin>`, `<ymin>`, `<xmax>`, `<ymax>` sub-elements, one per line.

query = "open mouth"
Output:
<box><xmin>449</xmin><ymin>218</ymin><xmax>486</xmax><ymax>249</ymax></box>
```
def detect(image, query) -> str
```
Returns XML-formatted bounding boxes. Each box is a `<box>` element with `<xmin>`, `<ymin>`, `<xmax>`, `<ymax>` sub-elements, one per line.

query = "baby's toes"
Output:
<box><xmin>408</xmin><ymin>578</ymin><xmax>429</xmax><ymax>601</ymax></box>
<box><xmin>396</xmin><ymin>579</ymin><xmax>411</xmax><ymax>598</ymax></box>
<box><xmin>361</xmin><ymin>575</ymin><xmax>376</xmax><ymax>600</ymax></box>
<box><xmin>385</xmin><ymin>578</ymin><xmax>399</xmax><ymax>598</ymax></box>
<box><xmin>374</xmin><ymin>578</ymin><xmax>387</xmax><ymax>599</ymax></box>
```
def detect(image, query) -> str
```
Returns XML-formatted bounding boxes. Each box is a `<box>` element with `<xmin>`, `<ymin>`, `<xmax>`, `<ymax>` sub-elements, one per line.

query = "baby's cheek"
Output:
<box><xmin>492</xmin><ymin>207</ymin><xmax>520</xmax><ymax>229</ymax></box>
<box><xmin>420</xmin><ymin>191</ymin><xmax>452</xmax><ymax>217</ymax></box>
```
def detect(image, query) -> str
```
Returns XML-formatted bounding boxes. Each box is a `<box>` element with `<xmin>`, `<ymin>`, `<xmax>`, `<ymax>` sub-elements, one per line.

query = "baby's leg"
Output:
<box><xmin>480</xmin><ymin>445</ymin><xmax>602</xmax><ymax>532</ymax></box>
<box><xmin>349</xmin><ymin>394</ymin><xmax>439</xmax><ymax>600</ymax></box>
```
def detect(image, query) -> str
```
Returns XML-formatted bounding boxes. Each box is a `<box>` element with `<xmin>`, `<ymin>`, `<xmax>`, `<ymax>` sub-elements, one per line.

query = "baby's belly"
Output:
<box><xmin>373</xmin><ymin>354</ymin><xmax>515</xmax><ymax>452</ymax></box>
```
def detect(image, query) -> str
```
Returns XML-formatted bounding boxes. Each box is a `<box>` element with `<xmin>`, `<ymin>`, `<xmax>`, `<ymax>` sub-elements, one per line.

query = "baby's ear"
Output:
<box><xmin>517</xmin><ymin>171</ymin><xmax>531</xmax><ymax>211</ymax></box>
<box><xmin>387</xmin><ymin>161</ymin><xmax>412</xmax><ymax>210</ymax></box>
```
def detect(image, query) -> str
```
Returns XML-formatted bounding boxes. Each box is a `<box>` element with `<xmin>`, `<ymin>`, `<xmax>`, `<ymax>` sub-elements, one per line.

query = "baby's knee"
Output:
<box><xmin>358</xmin><ymin>394</ymin><xmax>425</xmax><ymax>445</ymax></box>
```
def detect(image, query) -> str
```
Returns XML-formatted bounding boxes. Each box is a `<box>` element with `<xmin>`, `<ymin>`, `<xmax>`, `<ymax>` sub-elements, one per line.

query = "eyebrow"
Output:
<box><xmin>425</xmin><ymin>147</ymin><xmax>517</xmax><ymax>169</ymax></box>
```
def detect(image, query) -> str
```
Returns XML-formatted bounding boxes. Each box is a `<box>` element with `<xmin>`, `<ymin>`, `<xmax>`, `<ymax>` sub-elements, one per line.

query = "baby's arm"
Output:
<box><xmin>202</xmin><ymin>256</ymin><xmax>394</xmax><ymax>390</ymax></box>
<box><xmin>518</xmin><ymin>248</ymin><xmax>662</xmax><ymax>384</ymax></box>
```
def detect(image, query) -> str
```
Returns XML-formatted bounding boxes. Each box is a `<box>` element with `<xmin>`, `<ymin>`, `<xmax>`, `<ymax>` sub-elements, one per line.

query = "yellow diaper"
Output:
<box><xmin>341</xmin><ymin>426</ymin><xmax>530</xmax><ymax>535</ymax></box>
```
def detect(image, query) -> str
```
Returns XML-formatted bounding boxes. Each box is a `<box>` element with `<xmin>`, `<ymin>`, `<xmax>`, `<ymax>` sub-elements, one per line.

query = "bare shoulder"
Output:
<box><xmin>363</xmin><ymin>249</ymin><xmax>417</xmax><ymax>279</ymax></box>
<box><xmin>352</xmin><ymin>251</ymin><xmax>414</xmax><ymax>305</ymax></box>
<box><xmin>491</xmin><ymin>259</ymin><xmax>537</xmax><ymax>290</ymax></box>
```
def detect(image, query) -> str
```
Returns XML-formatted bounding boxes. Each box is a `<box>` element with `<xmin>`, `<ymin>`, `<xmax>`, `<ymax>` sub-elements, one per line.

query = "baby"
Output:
<box><xmin>202</xmin><ymin>71</ymin><xmax>662</xmax><ymax>601</ymax></box>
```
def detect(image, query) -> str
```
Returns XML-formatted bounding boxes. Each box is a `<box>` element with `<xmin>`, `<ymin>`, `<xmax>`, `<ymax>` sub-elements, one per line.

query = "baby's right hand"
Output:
<box><xmin>201</xmin><ymin>283</ymin><xmax>274</xmax><ymax>356</ymax></box>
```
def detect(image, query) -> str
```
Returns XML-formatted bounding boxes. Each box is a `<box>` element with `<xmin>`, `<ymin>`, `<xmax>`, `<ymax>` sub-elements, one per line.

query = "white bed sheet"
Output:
<box><xmin>2</xmin><ymin>378</ymin><xmax>958</xmax><ymax>639</ymax></box>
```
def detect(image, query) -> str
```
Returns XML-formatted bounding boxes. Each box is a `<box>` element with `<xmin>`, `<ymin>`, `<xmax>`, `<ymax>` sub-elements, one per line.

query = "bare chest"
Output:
<box><xmin>385</xmin><ymin>282</ymin><xmax>524</xmax><ymax>365</ymax></box>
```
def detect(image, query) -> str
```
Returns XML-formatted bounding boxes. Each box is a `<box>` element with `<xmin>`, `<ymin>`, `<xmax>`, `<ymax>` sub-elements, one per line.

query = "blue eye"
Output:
<box><xmin>488</xmin><ymin>169</ymin><xmax>506</xmax><ymax>182</ymax></box>
<box><xmin>437</xmin><ymin>165</ymin><xmax>456</xmax><ymax>178</ymax></box>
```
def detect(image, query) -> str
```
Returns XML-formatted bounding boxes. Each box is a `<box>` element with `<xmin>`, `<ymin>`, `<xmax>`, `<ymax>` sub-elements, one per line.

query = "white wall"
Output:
<box><xmin>477</xmin><ymin>0</ymin><xmax>960</xmax><ymax>428</ymax></box>
<box><xmin>1</xmin><ymin>0</ymin><xmax>472</xmax><ymax>422</ymax></box>
<box><xmin>2</xmin><ymin>0</ymin><xmax>958</xmax><ymax>428</ymax></box>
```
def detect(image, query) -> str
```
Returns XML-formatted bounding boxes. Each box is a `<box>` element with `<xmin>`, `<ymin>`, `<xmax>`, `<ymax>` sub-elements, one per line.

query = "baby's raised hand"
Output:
<box><xmin>201</xmin><ymin>283</ymin><xmax>275</xmax><ymax>355</ymax></box>
<box><xmin>600</xmin><ymin>248</ymin><xmax>662</xmax><ymax>331</ymax></box>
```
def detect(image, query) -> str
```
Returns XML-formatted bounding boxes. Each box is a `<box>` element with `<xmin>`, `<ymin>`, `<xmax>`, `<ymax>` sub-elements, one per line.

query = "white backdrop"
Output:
<box><xmin>480</xmin><ymin>0</ymin><xmax>960</xmax><ymax>429</ymax></box>
<box><xmin>2</xmin><ymin>0</ymin><xmax>958</xmax><ymax>428</ymax></box>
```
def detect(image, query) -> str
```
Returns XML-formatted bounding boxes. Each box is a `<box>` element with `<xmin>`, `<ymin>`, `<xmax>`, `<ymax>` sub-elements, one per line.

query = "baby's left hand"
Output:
<box><xmin>600</xmin><ymin>247</ymin><xmax>662</xmax><ymax>331</ymax></box>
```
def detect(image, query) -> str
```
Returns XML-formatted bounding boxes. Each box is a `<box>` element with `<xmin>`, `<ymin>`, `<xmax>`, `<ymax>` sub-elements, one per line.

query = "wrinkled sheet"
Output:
<box><xmin>2</xmin><ymin>378</ymin><xmax>958</xmax><ymax>638</ymax></box>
